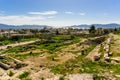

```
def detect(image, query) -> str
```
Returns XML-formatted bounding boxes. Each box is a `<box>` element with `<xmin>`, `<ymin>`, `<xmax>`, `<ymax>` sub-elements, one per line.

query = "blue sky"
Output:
<box><xmin>0</xmin><ymin>0</ymin><xmax>120</xmax><ymax>26</ymax></box>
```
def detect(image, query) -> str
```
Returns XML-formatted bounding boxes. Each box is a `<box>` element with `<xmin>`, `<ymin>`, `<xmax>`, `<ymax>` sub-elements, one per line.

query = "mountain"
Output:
<box><xmin>0</xmin><ymin>23</ymin><xmax>120</xmax><ymax>29</ymax></box>
<box><xmin>70</xmin><ymin>23</ymin><xmax>120</xmax><ymax>29</ymax></box>
<box><xmin>0</xmin><ymin>24</ymin><xmax>52</xmax><ymax>29</ymax></box>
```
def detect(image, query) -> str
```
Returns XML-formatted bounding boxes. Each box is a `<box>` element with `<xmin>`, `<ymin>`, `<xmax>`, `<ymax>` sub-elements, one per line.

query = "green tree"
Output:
<box><xmin>89</xmin><ymin>25</ymin><xmax>96</xmax><ymax>34</ymax></box>
<box><xmin>56</xmin><ymin>29</ymin><xmax>59</xmax><ymax>35</ymax></box>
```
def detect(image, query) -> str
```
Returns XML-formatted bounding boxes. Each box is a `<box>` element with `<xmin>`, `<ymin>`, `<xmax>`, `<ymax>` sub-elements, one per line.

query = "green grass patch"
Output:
<box><xmin>18</xmin><ymin>38</ymin><xmax>39</xmax><ymax>42</ymax></box>
<box><xmin>3</xmin><ymin>34</ymin><xmax>81</xmax><ymax>54</ymax></box>
<box><xmin>99</xmin><ymin>44</ymin><xmax>104</xmax><ymax>59</ymax></box>
<box><xmin>112</xmin><ymin>52</ymin><xmax>120</xmax><ymax>57</ymax></box>
<box><xmin>52</xmin><ymin>35</ymin><xmax>71</xmax><ymax>40</ymax></box>
<box><xmin>13</xmin><ymin>52</ymin><xmax>43</xmax><ymax>60</ymax></box>
<box><xmin>1</xmin><ymin>37</ymin><xmax>39</xmax><ymax>45</ymax></box>
<box><xmin>39</xmin><ymin>42</ymin><xmax>65</xmax><ymax>53</ymax></box>
<box><xmin>19</xmin><ymin>71</ymin><xmax>30</xmax><ymax>79</ymax></box>
<box><xmin>4</xmin><ymin>46</ymin><xmax>24</xmax><ymax>53</ymax></box>
<box><xmin>3</xmin><ymin>44</ymin><xmax>37</xmax><ymax>54</ymax></box>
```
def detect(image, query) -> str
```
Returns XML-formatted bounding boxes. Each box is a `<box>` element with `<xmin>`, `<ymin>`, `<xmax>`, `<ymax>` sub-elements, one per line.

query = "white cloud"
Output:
<box><xmin>0</xmin><ymin>15</ymin><xmax>46</xmax><ymax>25</ymax></box>
<box><xmin>0</xmin><ymin>15</ymin><xmax>57</xmax><ymax>25</ymax></box>
<box><xmin>0</xmin><ymin>15</ymin><xmax>72</xmax><ymax>26</ymax></box>
<box><xmin>0</xmin><ymin>15</ymin><xmax>45</xmax><ymax>20</ymax></box>
<box><xmin>65</xmin><ymin>11</ymin><xmax>73</xmax><ymax>14</ymax></box>
<box><xmin>79</xmin><ymin>12</ymin><xmax>86</xmax><ymax>16</ymax></box>
<box><xmin>28</xmin><ymin>11</ymin><xmax>58</xmax><ymax>15</ymax></box>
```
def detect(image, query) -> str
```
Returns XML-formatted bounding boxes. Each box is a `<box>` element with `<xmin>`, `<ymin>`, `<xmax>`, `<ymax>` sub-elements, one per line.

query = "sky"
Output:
<box><xmin>0</xmin><ymin>0</ymin><xmax>120</xmax><ymax>27</ymax></box>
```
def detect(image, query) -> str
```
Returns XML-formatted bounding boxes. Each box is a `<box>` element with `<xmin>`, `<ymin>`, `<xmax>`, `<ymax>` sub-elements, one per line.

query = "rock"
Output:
<box><xmin>66</xmin><ymin>74</ymin><xmax>93</xmax><ymax>80</ymax></box>
<box><xmin>104</xmin><ymin>57</ymin><xmax>111</xmax><ymax>62</ymax></box>
<box><xmin>108</xmin><ymin>52</ymin><xmax>113</xmax><ymax>56</ymax></box>
<box><xmin>0</xmin><ymin>62</ymin><xmax>10</xmax><ymax>70</ymax></box>
<box><xmin>111</xmin><ymin>58</ymin><xmax>120</xmax><ymax>63</ymax></box>
<box><xmin>94</xmin><ymin>55</ymin><xmax>100</xmax><ymax>61</ymax></box>
<box><xmin>9</xmin><ymin>56</ymin><xmax>22</xmax><ymax>64</ymax></box>
<box><xmin>104</xmin><ymin>53</ymin><xmax>108</xmax><ymax>58</ymax></box>
<box><xmin>0</xmin><ymin>54</ymin><xmax>6</xmax><ymax>59</ymax></box>
<box><xmin>115</xmin><ymin>75</ymin><xmax>120</xmax><ymax>78</ymax></box>
<box><xmin>6</xmin><ymin>62</ymin><xmax>16</xmax><ymax>68</ymax></box>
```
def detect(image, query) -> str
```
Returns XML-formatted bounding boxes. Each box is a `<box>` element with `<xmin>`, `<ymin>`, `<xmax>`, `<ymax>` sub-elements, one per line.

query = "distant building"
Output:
<box><xmin>0</xmin><ymin>30</ymin><xmax>18</xmax><ymax>37</ymax></box>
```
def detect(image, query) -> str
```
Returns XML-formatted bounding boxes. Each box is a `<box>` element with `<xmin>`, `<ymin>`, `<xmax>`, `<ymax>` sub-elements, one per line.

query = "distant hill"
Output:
<box><xmin>0</xmin><ymin>24</ymin><xmax>51</xmax><ymax>29</ymax></box>
<box><xmin>70</xmin><ymin>23</ymin><xmax>120</xmax><ymax>29</ymax></box>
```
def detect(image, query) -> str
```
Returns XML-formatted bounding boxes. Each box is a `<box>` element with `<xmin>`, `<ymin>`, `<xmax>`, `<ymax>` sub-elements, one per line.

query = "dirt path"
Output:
<box><xmin>0</xmin><ymin>40</ymin><xmax>40</xmax><ymax>50</ymax></box>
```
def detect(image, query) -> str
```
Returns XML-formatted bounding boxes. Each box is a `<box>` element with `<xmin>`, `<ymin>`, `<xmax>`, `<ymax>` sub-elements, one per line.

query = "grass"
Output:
<box><xmin>3</xmin><ymin>44</ymin><xmax>37</xmax><ymax>54</ymax></box>
<box><xmin>38</xmin><ymin>39</ymin><xmax>120</xmax><ymax>75</ymax></box>
<box><xmin>39</xmin><ymin>42</ymin><xmax>65</xmax><ymax>53</ymax></box>
<box><xmin>50</xmin><ymin>60</ymin><xmax>116</xmax><ymax>75</ymax></box>
<box><xmin>50</xmin><ymin>54</ymin><xmax>120</xmax><ymax>75</ymax></box>
<box><xmin>3</xmin><ymin>35</ymin><xmax>80</xmax><ymax>54</ymax></box>
<box><xmin>19</xmin><ymin>71</ymin><xmax>30</xmax><ymax>79</ymax></box>
<box><xmin>1</xmin><ymin>37</ymin><xmax>39</xmax><ymax>45</ymax></box>
<box><xmin>50</xmin><ymin>45</ymin><xmax>97</xmax><ymax>75</ymax></box>
<box><xmin>2</xmin><ymin>40</ymin><xmax>14</xmax><ymax>45</ymax></box>
<box><xmin>112</xmin><ymin>52</ymin><xmax>120</xmax><ymax>57</ymax></box>
<box><xmin>37</xmin><ymin>35</ymin><xmax>80</xmax><ymax>53</ymax></box>
<box><xmin>17</xmin><ymin>38</ymin><xmax>38</xmax><ymax>42</ymax></box>
<box><xmin>4</xmin><ymin>46</ymin><xmax>24</xmax><ymax>53</ymax></box>
<box><xmin>13</xmin><ymin>52</ymin><xmax>43</xmax><ymax>60</ymax></box>
<box><xmin>99</xmin><ymin>44</ymin><xmax>104</xmax><ymax>59</ymax></box>
<box><xmin>52</xmin><ymin>35</ymin><xmax>71</xmax><ymax>40</ymax></box>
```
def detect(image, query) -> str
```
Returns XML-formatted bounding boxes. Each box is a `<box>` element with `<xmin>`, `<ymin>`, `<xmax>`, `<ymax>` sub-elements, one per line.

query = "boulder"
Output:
<box><xmin>0</xmin><ymin>62</ymin><xmax>10</xmax><ymax>70</ymax></box>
